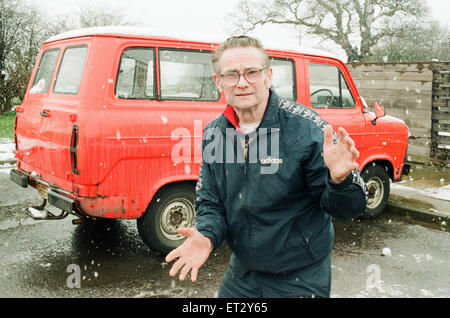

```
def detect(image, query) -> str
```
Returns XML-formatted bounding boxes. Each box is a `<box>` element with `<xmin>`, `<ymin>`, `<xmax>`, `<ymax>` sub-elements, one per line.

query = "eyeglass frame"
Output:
<box><xmin>217</xmin><ymin>66</ymin><xmax>270</xmax><ymax>86</ymax></box>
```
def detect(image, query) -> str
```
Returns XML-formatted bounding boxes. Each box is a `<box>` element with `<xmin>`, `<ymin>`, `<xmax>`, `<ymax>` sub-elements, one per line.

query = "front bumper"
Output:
<box><xmin>402</xmin><ymin>163</ymin><xmax>411</xmax><ymax>176</ymax></box>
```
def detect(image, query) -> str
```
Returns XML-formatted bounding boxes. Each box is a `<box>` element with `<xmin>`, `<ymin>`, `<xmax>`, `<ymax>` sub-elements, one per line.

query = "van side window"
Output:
<box><xmin>309</xmin><ymin>63</ymin><xmax>355</xmax><ymax>108</ymax></box>
<box><xmin>270</xmin><ymin>58</ymin><xmax>296</xmax><ymax>101</ymax></box>
<box><xmin>29</xmin><ymin>49</ymin><xmax>60</xmax><ymax>94</ymax></box>
<box><xmin>159</xmin><ymin>49</ymin><xmax>219</xmax><ymax>101</ymax></box>
<box><xmin>54</xmin><ymin>46</ymin><xmax>88</xmax><ymax>95</ymax></box>
<box><xmin>116</xmin><ymin>48</ymin><xmax>155</xmax><ymax>99</ymax></box>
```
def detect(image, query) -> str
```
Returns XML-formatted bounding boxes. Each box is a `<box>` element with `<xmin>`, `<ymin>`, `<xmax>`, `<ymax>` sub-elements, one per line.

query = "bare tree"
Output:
<box><xmin>69</xmin><ymin>1</ymin><xmax>141</xmax><ymax>29</ymax></box>
<box><xmin>0</xmin><ymin>0</ymin><xmax>142</xmax><ymax>115</ymax></box>
<box><xmin>0</xmin><ymin>0</ymin><xmax>46</xmax><ymax>114</ymax></box>
<box><xmin>79</xmin><ymin>6</ymin><xmax>130</xmax><ymax>28</ymax></box>
<box><xmin>370</xmin><ymin>21</ymin><xmax>450</xmax><ymax>62</ymax></box>
<box><xmin>231</xmin><ymin>0</ymin><xmax>429</xmax><ymax>62</ymax></box>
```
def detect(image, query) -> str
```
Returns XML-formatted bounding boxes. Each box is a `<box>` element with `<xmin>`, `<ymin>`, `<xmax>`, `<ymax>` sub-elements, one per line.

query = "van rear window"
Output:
<box><xmin>116</xmin><ymin>48</ymin><xmax>155</xmax><ymax>99</ymax></box>
<box><xmin>29</xmin><ymin>49</ymin><xmax>60</xmax><ymax>94</ymax></box>
<box><xmin>160</xmin><ymin>49</ymin><xmax>219</xmax><ymax>101</ymax></box>
<box><xmin>54</xmin><ymin>46</ymin><xmax>88</xmax><ymax>95</ymax></box>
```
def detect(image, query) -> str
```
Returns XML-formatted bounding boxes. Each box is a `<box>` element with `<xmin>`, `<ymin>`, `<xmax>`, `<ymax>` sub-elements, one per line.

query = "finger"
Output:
<box><xmin>179</xmin><ymin>263</ymin><xmax>191</xmax><ymax>281</ymax></box>
<box><xmin>350</xmin><ymin>147</ymin><xmax>360</xmax><ymax>160</ymax></box>
<box><xmin>344</xmin><ymin>136</ymin><xmax>355</xmax><ymax>151</ymax></box>
<box><xmin>165</xmin><ymin>247</ymin><xmax>180</xmax><ymax>263</ymax></box>
<box><xmin>191</xmin><ymin>267</ymin><xmax>199</xmax><ymax>282</ymax></box>
<box><xmin>169</xmin><ymin>259</ymin><xmax>186</xmax><ymax>277</ymax></box>
<box><xmin>176</xmin><ymin>227</ymin><xmax>195</xmax><ymax>237</ymax></box>
<box><xmin>323</xmin><ymin>125</ymin><xmax>334</xmax><ymax>148</ymax></box>
<box><xmin>338</xmin><ymin>127</ymin><xmax>348</xmax><ymax>143</ymax></box>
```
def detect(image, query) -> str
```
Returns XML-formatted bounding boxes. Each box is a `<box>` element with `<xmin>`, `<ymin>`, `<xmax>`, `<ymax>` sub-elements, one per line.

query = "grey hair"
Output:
<box><xmin>211</xmin><ymin>35</ymin><xmax>270</xmax><ymax>74</ymax></box>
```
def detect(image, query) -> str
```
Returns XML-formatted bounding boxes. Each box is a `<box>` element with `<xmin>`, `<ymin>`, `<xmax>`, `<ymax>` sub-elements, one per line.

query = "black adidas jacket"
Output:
<box><xmin>194</xmin><ymin>89</ymin><xmax>367</xmax><ymax>274</ymax></box>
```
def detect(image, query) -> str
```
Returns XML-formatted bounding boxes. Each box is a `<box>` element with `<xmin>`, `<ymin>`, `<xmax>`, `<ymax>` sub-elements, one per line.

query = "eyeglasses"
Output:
<box><xmin>218</xmin><ymin>66</ymin><xmax>269</xmax><ymax>86</ymax></box>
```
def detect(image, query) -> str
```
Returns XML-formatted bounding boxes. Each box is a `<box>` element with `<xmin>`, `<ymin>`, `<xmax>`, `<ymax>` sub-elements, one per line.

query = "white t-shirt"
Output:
<box><xmin>239</xmin><ymin>121</ymin><xmax>261</xmax><ymax>134</ymax></box>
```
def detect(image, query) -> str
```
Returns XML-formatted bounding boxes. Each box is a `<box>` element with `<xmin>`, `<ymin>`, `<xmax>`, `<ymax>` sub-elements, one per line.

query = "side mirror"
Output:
<box><xmin>372</xmin><ymin>100</ymin><xmax>386</xmax><ymax>125</ymax></box>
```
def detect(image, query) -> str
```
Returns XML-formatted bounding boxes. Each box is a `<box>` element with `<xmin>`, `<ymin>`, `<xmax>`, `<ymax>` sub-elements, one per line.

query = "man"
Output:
<box><xmin>165</xmin><ymin>35</ymin><xmax>367</xmax><ymax>298</ymax></box>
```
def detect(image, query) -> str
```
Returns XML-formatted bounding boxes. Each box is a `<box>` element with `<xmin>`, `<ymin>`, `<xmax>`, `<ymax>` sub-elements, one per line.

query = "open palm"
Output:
<box><xmin>165</xmin><ymin>227</ymin><xmax>212</xmax><ymax>282</ymax></box>
<box><xmin>323</xmin><ymin>125</ymin><xmax>359</xmax><ymax>183</ymax></box>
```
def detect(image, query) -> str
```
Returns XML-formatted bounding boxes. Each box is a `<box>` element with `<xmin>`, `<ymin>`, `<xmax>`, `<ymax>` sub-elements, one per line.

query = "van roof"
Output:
<box><xmin>45</xmin><ymin>26</ymin><xmax>342</xmax><ymax>62</ymax></box>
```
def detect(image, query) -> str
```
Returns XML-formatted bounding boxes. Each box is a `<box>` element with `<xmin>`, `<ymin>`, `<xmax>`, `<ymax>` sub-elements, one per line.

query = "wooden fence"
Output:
<box><xmin>347</xmin><ymin>62</ymin><xmax>450</xmax><ymax>165</ymax></box>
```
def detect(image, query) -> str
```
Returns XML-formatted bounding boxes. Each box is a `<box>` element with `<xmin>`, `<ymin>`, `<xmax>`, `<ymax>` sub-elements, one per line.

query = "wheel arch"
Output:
<box><xmin>144</xmin><ymin>180</ymin><xmax>197</xmax><ymax>216</ymax></box>
<box><xmin>361</xmin><ymin>159</ymin><xmax>394</xmax><ymax>181</ymax></box>
<box><xmin>137</xmin><ymin>180</ymin><xmax>197</xmax><ymax>254</ymax></box>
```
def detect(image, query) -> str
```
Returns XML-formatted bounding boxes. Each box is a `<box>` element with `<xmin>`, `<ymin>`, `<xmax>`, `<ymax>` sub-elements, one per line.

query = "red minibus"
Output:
<box><xmin>10</xmin><ymin>27</ymin><xmax>410</xmax><ymax>253</ymax></box>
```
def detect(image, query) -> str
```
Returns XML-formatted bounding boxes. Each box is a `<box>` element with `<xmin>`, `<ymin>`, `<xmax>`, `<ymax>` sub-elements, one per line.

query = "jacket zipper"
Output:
<box><xmin>243</xmin><ymin>134</ymin><xmax>249</xmax><ymax>175</ymax></box>
<box><xmin>239</xmin><ymin>130</ymin><xmax>271</xmax><ymax>267</ymax></box>
<box><xmin>241</xmin><ymin>133</ymin><xmax>255</xmax><ymax>265</ymax></box>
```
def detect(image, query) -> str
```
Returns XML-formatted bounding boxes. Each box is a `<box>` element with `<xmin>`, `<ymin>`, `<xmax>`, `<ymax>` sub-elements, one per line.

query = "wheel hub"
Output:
<box><xmin>160</xmin><ymin>199</ymin><xmax>194</xmax><ymax>240</ymax></box>
<box><xmin>366</xmin><ymin>177</ymin><xmax>384</xmax><ymax>209</ymax></box>
<box><xmin>168</xmin><ymin>207</ymin><xmax>184</xmax><ymax>228</ymax></box>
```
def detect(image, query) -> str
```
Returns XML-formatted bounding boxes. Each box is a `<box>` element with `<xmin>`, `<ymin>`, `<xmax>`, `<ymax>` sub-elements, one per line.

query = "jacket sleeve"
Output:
<box><xmin>303</xmin><ymin>125</ymin><xmax>368</xmax><ymax>220</ymax></box>
<box><xmin>193</xmin><ymin>141</ymin><xmax>228</xmax><ymax>251</ymax></box>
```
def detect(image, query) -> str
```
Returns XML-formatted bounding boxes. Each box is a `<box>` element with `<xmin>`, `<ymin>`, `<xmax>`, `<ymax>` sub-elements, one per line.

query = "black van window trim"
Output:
<box><xmin>269</xmin><ymin>56</ymin><xmax>297</xmax><ymax>102</ymax></box>
<box><xmin>52</xmin><ymin>44</ymin><xmax>89</xmax><ymax>96</ymax></box>
<box><xmin>158</xmin><ymin>48</ymin><xmax>220</xmax><ymax>102</ymax></box>
<box><xmin>30</xmin><ymin>48</ymin><xmax>60</xmax><ymax>94</ymax></box>
<box><xmin>115</xmin><ymin>47</ymin><xmax>157</xmax><ymax>101</ymax></box>
<box><xmin>339</xmin><ymin>70</ymin><xmax>356</xmax><ymax>106</ymax></box>
<box><xmin>308</xmin><ymin>61</ymin><xmax>356</xmax><ymax>109</ymax></box>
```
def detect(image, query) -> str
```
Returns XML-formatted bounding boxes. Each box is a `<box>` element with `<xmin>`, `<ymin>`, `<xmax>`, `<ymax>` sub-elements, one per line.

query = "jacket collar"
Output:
<box><xmin>219</xmin><ymin>88</ymin><xmax>280</xmax><ymax>133</ymax></box>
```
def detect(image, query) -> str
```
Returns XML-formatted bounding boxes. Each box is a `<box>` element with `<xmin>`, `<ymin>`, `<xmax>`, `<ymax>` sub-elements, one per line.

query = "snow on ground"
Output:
<box><xmin>0</xmin><ymin>138</ymin><xmax>15</xmax><ymax>163</ymax></box>
<box><xmin>0</xmin><ymin>138</ymin><xmax>15</xmax><ymax>174</ymax></box>
<box><xmin>391</xmin><ymin>183</ymin><xmax>450</xmax><ymax>202</ymax></box>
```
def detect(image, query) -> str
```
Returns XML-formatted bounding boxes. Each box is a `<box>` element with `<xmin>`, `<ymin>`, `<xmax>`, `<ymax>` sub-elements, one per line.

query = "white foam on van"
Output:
<box><xmin>45</xmin><ymin>26</ymin><xmax>341</xmax><ymax>61</ymax></box>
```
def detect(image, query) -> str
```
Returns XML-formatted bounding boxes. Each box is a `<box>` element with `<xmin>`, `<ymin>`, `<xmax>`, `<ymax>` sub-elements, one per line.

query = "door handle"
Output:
<box><xmin>40</xmin><ymin>109</ymin><xmax>51</xmax><ymax>117</ymax></box>
<box><xmin>70</xmin><ymin>125</ymin><xmax>79</xmax><ymax>175</ymax></box>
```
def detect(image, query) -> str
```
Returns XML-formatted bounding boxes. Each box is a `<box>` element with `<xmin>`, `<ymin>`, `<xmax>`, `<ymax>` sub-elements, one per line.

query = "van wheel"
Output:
<box><xmin>361</xmin><ymin>164</ymin><xmax>390</xmax><ymax>219</ymax></box>
<box><xmin>137</xmin><ymin>184</ymin><xmax>196</xmax><ymax>255</ymax></box>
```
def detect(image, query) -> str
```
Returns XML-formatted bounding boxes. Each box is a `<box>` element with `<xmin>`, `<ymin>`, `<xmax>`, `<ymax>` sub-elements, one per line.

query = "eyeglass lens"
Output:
<box><xmin>222</xmin><ymin>68</ymin><xmax>266</xmax><ymax>85</ymax></box>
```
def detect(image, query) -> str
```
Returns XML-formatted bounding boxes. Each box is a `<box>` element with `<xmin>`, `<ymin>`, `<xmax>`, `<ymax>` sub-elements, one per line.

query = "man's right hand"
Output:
<box><xmin>165</xmin><ymin>227</ymin><xmax>212</xmax><ymax>282</ymax></box>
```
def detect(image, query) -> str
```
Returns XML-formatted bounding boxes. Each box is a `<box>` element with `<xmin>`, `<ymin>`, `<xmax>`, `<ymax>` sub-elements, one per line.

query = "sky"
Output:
<box><xmin>29</xmin><ymin>0</ymin><xmax>450</xmax><ymax>61</ymax></box>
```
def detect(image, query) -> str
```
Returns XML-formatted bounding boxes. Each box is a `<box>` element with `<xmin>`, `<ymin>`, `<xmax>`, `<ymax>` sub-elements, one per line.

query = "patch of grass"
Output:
<box><xmin>0</xmin><ymin>112</ymin><xmax>15</xmax><ymax>139</ymax></box>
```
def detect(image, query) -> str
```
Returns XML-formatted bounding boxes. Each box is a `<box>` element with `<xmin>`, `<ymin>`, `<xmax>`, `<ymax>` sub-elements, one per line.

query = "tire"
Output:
<box><xmin>137</xmin><ymin>183</ymin><xmax>196</xmax><ymax>255</ymax></box>
<box><xmin>360</xmin><ymin>164</ymin><xmax>390</xmax><ymax>219</ymax></box>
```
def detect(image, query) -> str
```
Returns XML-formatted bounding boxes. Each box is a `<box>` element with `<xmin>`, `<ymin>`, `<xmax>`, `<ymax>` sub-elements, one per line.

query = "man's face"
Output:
<box><xmin>214</xmin><ymin>47</ymin><xmax>272</xmax><ymax>112</ymax></box>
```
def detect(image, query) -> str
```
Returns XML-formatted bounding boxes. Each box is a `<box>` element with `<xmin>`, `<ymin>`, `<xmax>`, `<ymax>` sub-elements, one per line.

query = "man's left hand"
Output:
<box><xmin>323</xmin><ymin>125</ymin><xmax>359</xmax><ymax>184</ymax></box>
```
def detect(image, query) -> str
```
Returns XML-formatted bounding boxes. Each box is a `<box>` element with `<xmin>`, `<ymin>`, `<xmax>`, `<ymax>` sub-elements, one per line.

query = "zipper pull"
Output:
<box><xmin>243</xmin><ymin>135</ymin><xmax>249</xmax><ymax>175</ymax></box>
<box><xmin>244</xmin><ymin>135</ymin><xmax>249</xmax><ymax>161</ymax></box>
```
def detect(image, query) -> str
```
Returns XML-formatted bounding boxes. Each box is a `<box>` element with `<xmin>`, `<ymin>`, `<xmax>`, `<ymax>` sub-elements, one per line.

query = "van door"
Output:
<box><xmin>16</xmin><ymin>41</ymin><xmax>90</xmax><ymax>190</ymax></box>
<box><xmin>304</xmin><ymin>58</ymin><xmax>366</xmax><ymax>163</ymax></box>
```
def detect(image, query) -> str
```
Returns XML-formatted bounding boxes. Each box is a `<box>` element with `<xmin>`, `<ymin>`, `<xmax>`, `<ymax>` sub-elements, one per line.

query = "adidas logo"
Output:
<box><xmin>260</xmin><ymin>157</ymin><xmax>283</xmax><ymax>165</ymax></box>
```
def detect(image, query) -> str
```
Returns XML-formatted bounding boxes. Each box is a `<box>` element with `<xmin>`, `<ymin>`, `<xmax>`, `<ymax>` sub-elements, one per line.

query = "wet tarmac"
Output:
<box><xmin>0</xmin><ymin>171</ymin><xmax>449</xmax><ymax>298</ymax></box>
